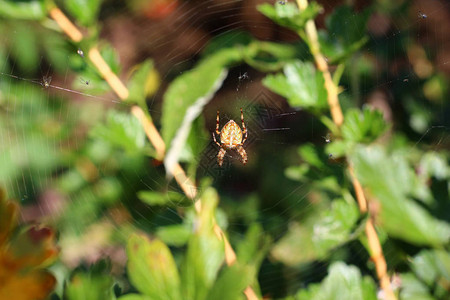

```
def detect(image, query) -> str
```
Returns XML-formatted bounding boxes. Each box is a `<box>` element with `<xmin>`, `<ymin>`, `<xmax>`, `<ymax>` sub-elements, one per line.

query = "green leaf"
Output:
<box><xmin>117</xmin><ymin>295</ymin><xmax>151</xmax><ymax>300</ymax></box>
<box><xmin>137</xmin><ymin>191</ymin><xmax>185</xmax><ymax>206</ymax></box>
<box><xmin>272</xmin><ymin>199</ymin><xmax>359</xmax><ymax>265</ymax></box>
<box><xmin>90</xmin><ymin>110</ymin><xmax>146</xmax><ymax>154</ymax></box>
<box><xmin>162</xmin><ymin>50</ymin><xmax>240</xmax><ymax>174</ymax></box>
<box><xmin>318</xmin><ymin>5</ymin><xmax>370</xmax><ymax>63</ymax></box>
<box><xmin>341</xmin><ymin>107</ymin><xmax>389</xmax><ymax>143</ymax></box>
<box><xmin>202</xmin><ymin>31</ymin><xmax>253</xmax><ymax>57</ymax></box>
<box><xmin>66</xmin><ymin>268</ymin><xmax>116</xmax><ymax>300</ymax></box>
<box><xmin>296</xmin><ymin>262</ymin><xmax>377</xmax><ymax>300</ymax></box>
<box><xmin>156</xmin><ymin>224</ymin><xmax>191</xmax><ymax>247</ymax></box>
<box><xmin>65</xmin><ymin>0</ymin><xmax>104</xmax><ymax>26</ymax></box>
<box><xmin>11</xmin><ymin>23</ymin><xmax>39</xmax><ymax>73</ymax></box>
<box><xmin>257</xmin><ymin>2</ymin><xmax>322</xmax><ymax>32</ymax></box>
<box><xmin>350</xmin><ymin>145</ymin><xmax>450</xmax><ymax>246</ymax></box>
<box><xmin>398</xmin><ymin>273</ymin><xmax>434</xmax><ymax>300</ymax></box>
<box><xmin>204</xmin><ymin>30</ymin><xmax>305</xmax><ymax>72</ymax></box>
<box><xmin>244</xmin><ymin>41</ymin><xmax>308</xmax><ymax>72</ymax></box>
<box><xmin>411</xmin><ymin>249</ymin><xmax>450</xmax><ymax>286</ymax></box>
<box><xmin>181</xmin><ymin>187</ymin><xmax>225</xmax><ymax>300</ymax></box>
<box><xmin>99</xmin><ymin>44</ymin><xmax>121</xmax><ymax>75</ymax></box>
<box><xmin>237</xmin><ymin>224</ymin><xmax>272</xmax><ymax>268</ymax></box>
<box><xmin>263</xmin><ymin>61</ymin><xmax>328</xmax><ymax>112</ymax></box>
<box><xmin>126</xmin><ymin>234</ymin><xmax>182</xmax><ymax>300</ymax></box>
<box><xmin>0</xmin><ymin>0</ymin><xmax>45</xmax><ymax>20</ymax></box>
<box><xmin>206</xmin><ymin>264</ymin><xmax>254</xmax><ymax>300</ymax></box>
<box><xmin>127</xmin><ymin>60</ymin><xmax>154</xmax><ymax>107</ymax></box>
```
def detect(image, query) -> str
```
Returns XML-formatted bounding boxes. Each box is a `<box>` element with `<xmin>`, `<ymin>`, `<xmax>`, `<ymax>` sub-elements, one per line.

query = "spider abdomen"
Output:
<box><xmin>220</xmin><ymin>120</ymin><xmax>243</xmax><ymax>149</ymax></box>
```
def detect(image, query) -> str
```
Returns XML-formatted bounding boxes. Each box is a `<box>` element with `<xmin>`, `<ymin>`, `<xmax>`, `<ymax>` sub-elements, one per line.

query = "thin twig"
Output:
<box><xmin>295</xmin><ymin>1</ymin><xmax>396</xmax><ymax>299</ymax></box>
<box><xmin>49</xmin><ymin>7</ymin><xmax>257</xmax><ymax>300</ymax></box>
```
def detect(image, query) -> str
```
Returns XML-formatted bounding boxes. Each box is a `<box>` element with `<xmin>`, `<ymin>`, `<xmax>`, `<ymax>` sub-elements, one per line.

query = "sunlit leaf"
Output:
<box><xmin>398</xmin><ymin>273</ymin><xmax>434</xmax><ymax>300</ymax></box>
<box><xmin>411</xmin><ymin>249</ymin><xmax>450</xmax><ymax>287</ymax></box>
<box><xmin>127</xmin><ymin>234</ymin><xmax>182</xmax><ymax>300</ymax></box>
<box><xmin>118</xmin><ymin>295</ymin><xmax>151</xmax><ymax>300</ymax></box>
<box><xmin>162</xmin><ymin>50</ymin><xmax>237</xmax><ymax>174</ymax></box>
<box><xmin>296</xmin><ymin>262</ymin><xmax>377</xmax><ymax>300</ymax></box>
<box><xmin>263</xmin><ymin>61</ymin><xmax>328</xmax><ymax>112</ymax></box>
<box><xmin>272</xmin><ymin>199</ymin><xmax>359</xmax><ymax>265</ymax></box>
<box><xmin>350</xmin><ymin>145</ymin><xmax>450</xmax><ymax>246</ymax></box>
<box><xmin>66</xmin><ymin>270</ymin><xmax>116</xmax><ymax>300</ymax></box>
<box><xmin>258</xmin><ymin>2</ymin><xmax>322</xmax><ymax>32</ymax></box>
<box><xmin>156</xmin><ymin>224</ymin><xmax>191</xmax><ymax>247</ymax></box>
<box><xmin>206</xmin><ymin>264</ymin><xmax>254</xmax><ymax>300</ymax></box>
<box><xmin>181</xmin><ymin>187</ymin><xmax>225</xmax><ymax>299</ymax></box>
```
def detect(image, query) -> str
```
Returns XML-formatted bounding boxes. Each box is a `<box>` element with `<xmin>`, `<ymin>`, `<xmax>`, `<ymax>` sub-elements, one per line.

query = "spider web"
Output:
<box><xmin>0</xmin><ymin>0</ymin><xmax>449</xmax><ymax>297</ymax></box>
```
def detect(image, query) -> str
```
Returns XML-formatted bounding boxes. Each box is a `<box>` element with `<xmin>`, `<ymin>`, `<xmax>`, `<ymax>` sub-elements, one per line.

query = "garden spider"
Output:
<box><xmin>212</xmin><ymin>108</ymin><xmax>248</xmax><ymax>167</ymax></box>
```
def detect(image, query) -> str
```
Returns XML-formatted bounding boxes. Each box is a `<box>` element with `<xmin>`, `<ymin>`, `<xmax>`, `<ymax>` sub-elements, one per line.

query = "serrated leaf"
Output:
<box><xmin>90</xmin><ymin>110</ymin><xmax>146</xmax><ymax>153</ymax></box>
<box><xmin>257</xmin><ymin>2</ymin><xmax>322</xmax><ymax>32</ymax></box>
<box><xmin>263</xmin><ymin>61</ymin><xmax>328</xmax><ymax>112</ymax></box>
<box><xmin>318</xmin><ymin>5</ymin><xmax>370</xmax><ymax>63</ymax></box>
<box><xmin>65</xmin><ymin>0</ymin><xmax>103</xmax><ymax>26</ymax></box>
<box><xmin>341</xmin><ymin>107</ymin><xmax>389</xmax><ymax>143</ymax></box>
<box><xmin>350</xmin><ymin>145</ymin><xmax>450</xmax><ymax>246</ymax></box>
<box><xmin>297</xmin><ymin>262</ymin><xmax>377</xmax><ymax>300</ymax></box>
<box><xmin>181</xmin><ymin>187</ymin><xmax>225</xmax><ymax>300</ymax></box>
<box><xmin>272</xmin><ymin>199</ymin><xmax>359</xmax><ymax>265</ymax></box>
<box><xmin>0</xmin><ymin>0</ymin><xmax>45</xmax><ymax>20</ymax></box>
<box><xmin>411</xmin><ymin>249</ymin><xmax>450</xmax><ymax>286</ymax></box>
<box><xmin>126</xmin><ymin>234</ymin><xmax>182</xmax><ymax>300</ymax></box>
<box><xmin>399</xmin><ymin>273</ymin><xmax>434</xmax><ymax>300</ymax></box>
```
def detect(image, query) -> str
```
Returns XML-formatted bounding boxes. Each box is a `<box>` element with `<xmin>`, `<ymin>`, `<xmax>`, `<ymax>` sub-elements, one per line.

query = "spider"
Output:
<box><xmin>212</xmin><ymin>108</ymin><xmax>248</xmax><ymax>167</ymax></box>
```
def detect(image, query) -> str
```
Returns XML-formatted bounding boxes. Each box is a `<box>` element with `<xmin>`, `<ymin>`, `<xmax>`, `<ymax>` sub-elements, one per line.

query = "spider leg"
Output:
<box><xmin>212</xmin><ymin>132</ymin><xmax>221</xmax><ymax>147</ymax></box>
<box><xmin>215</xmin><ymin>110</ymin><xmax>220</xmax><ymax>135</ymax></box>
<box><xmin>236</xmin><ymin>145</ymin><xmax>247</xmax><ymax>165</ymax></box>
<box><xmin>217</xmin><ymin>147</ymin><xmax>226</xmax><ymax>167</ymax></box>
<box><xmin>240</xmin><ymin>108</ymin><xmax>248</xmax><ymax>144</ymax></box>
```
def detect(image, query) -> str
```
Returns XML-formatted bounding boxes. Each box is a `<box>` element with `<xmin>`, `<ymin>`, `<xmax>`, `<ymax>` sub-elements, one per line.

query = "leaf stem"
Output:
<box><xmin>48</xmin><ymin>7</ymin><xmax>257</xmax><ymax>300</ymax></box>
<box><xmin>295</xmin><ymin>1</ymin><xmax>396</xmax><ymax>299</ymax></box>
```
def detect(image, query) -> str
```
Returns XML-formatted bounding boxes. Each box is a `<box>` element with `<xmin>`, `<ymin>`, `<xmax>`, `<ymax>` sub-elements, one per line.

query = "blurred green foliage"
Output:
<box><xmin>0</xmin><ymin>0</ymin><xmax>449</xmax><ymax>300</ymax></box>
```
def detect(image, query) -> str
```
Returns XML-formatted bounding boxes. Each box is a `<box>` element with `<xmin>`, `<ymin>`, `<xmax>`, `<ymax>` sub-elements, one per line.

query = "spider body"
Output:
<box><xmin>212</xmin><ymin>108</ymin><xmax>248</xmax><ymax>166</ymax></box>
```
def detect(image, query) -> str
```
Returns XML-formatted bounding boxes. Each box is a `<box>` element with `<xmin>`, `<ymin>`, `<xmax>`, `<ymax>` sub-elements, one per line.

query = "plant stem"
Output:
<box><xmin>296</xmin><ymin>0</ymin><xmax>344</xmax><ymax>126</ymax></box>
<box><xmin>49</xmin><ymin>7</ymin><xmax>258</xmax><ymax>300</ymax></box>
<box><xmin>295</xmin><ymin>1</ymin><xmax>396</xmax><ymax>299</ymax></box>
